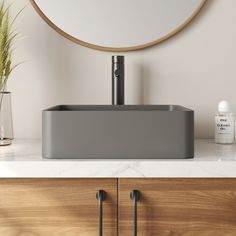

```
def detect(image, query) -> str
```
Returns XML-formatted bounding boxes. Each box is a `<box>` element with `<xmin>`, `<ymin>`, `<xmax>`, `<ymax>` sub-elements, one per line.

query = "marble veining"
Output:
<box><xmin>0</xmin><ymin>139</ymin><xmax>235</xmax><ymax>178</ymax></box>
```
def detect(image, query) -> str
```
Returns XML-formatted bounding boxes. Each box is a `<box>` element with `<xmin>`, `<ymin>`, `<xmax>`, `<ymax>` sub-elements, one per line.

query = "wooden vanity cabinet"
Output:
<box><xmin>119</xmin><ymin>179</ymin><xmax>236</xmax><ymax>236</ymax></box>
<box><xmin>0</xmin><ymin>178</ymin><xmax>236</xmax><ymax>236</ymax></box>
<box><xmin>0</xmin><ymin>179</ymin><xmax>118</xmax><ymax>236</ymax></box>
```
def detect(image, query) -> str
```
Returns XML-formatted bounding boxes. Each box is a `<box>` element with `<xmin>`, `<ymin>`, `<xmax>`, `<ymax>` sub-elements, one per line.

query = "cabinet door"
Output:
<box><xmin>0</xmin><ymin>179</ymin><xmax>117</xmax><ymax>236</ymax></box>
<box><xmin>119</xmin><ymin>179</ymin><xmax>236</xmax><ymax>236</ymax></box>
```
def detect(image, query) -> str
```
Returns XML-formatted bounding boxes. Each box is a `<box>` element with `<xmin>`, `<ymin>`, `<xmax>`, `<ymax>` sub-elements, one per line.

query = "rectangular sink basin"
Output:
<box><xmin>42</xmin><ymin>105</ymin><xmax>194</xmax><ymax>159</ymax></box>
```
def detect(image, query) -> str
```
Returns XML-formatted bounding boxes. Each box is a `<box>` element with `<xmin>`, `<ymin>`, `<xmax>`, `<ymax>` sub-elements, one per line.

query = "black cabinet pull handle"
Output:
<box><xmin>130</xmin><ymin>190</ymin><xmax>141</xmax><ymax>236</ymax></box>
<box><xmin>96</xmin><ymin>190</ymin><xmax>106</xmax><ymax>236</ymax></box>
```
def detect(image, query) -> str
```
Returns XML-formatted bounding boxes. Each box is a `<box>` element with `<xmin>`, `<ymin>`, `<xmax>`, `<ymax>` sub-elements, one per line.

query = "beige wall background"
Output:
<box><xmin>6</xmin><ymin>0</ymin><xmax>236</xmax><ymax>139</ymax></box>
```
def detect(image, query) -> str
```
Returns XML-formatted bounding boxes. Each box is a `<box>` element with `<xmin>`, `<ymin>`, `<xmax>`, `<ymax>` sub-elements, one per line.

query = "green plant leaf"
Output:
<box><xmin>0</xmin><ymin>1</ymin><xmax>24</xmax><ymax>91</ymax></box>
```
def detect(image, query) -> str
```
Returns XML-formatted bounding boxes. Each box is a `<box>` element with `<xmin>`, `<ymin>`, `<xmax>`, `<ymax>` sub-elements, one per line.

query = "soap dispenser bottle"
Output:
<box><xmin>215</xmin><ymin>100</ymin><xmax>235</xmax><ymax>144</ymax></box>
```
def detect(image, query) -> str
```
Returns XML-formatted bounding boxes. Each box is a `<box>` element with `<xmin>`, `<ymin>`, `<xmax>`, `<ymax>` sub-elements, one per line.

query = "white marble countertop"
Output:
<box><xmin>0</xmin><ymin>139</ymin><xmax>236</xmax><ymax>178</ymax></box>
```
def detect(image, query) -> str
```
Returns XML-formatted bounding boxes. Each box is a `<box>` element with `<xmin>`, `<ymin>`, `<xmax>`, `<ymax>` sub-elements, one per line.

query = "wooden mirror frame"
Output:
<box><xmin>30</xmin><ymin>0</ymin><xmax>207</xmax><ymax>52</ymax></box>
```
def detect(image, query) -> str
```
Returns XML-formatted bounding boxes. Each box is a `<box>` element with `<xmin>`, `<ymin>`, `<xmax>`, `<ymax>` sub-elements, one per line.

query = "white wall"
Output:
<box><xmin>6</xmin><ymin>0</ymin><xmax>236</xmax><ymax>139</ymax></box>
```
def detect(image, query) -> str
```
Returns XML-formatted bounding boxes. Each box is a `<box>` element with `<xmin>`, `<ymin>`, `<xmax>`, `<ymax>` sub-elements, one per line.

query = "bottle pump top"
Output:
<box><xmin>218</xmin><ymin>100</ymin><xmax>230</xmax><ymax>113</ymax></box>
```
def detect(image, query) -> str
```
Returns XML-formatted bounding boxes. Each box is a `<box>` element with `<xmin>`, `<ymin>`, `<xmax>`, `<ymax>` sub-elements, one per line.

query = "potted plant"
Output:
<box><xmin>0</xmin><ymin>2</ymin><xmax>23</xmax><ymax>145</ymax></box>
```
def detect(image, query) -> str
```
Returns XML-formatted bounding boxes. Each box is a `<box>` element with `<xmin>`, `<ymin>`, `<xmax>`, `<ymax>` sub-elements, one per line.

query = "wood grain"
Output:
<box><xmin>119</xmin><ymin>179</ymin><xmax>236</xmax><ymax>236</ymax></box>
<box><xmin>0</xmin><ymin>179</ymin><xmax>117</xmax><ymax>236</ymax></box>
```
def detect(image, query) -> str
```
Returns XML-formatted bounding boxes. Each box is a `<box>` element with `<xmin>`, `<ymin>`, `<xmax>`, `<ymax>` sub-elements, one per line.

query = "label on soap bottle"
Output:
<box><xmin>215</xmin><ymin>115</ymin><xmax>234</xmax><ymax>143</ymax></box>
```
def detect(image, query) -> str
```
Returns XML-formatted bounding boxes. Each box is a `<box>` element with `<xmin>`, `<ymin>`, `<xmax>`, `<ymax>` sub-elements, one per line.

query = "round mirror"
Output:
<box><xmin>30</xmin><ymin>0</ymin><xmax>207</xmax><ymax>51</ymax></box>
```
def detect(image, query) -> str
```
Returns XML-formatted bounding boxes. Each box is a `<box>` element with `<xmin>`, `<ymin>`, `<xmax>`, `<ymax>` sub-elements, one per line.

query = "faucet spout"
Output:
<box><xmin>112</xmin><ymin>55</ymin><xmax>125</xmax><ymax>105</ymax></box>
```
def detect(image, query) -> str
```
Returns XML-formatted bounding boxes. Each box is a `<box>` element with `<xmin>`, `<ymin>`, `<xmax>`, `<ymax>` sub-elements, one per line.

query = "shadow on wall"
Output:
<box><xmin>136</xmin><ymin>64</ymin><xmax>152</xmax><ymax>105</ymax></box>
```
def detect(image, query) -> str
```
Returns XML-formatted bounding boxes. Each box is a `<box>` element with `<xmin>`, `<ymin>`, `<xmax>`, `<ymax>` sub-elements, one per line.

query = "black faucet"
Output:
<box><xmin>112</xmin><ymin>55</ymin><xmax>124</xmax><ymax>105</ymax></box>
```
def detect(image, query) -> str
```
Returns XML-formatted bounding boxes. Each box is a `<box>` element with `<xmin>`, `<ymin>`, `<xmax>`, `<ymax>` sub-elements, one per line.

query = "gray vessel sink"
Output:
<box><xmin>42</xmin><ymin>105</ymin><xmax>194</xmax><ymax>159</ymax></box>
